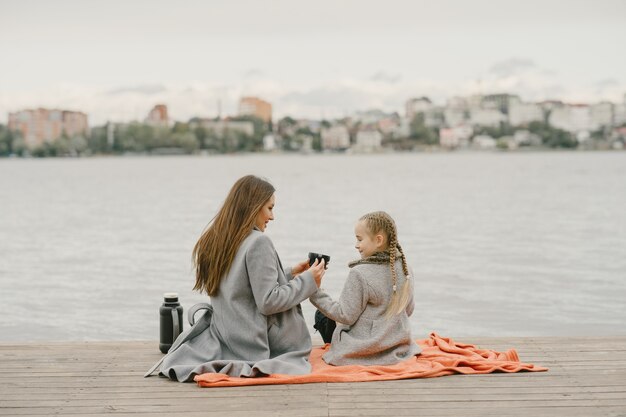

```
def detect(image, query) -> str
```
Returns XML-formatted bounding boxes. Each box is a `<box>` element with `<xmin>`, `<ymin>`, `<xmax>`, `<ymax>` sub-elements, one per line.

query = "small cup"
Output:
<box><xmin>308</xmin><ymin>252</ymin><xmax>330</xmax><ymax>269</ymax></box>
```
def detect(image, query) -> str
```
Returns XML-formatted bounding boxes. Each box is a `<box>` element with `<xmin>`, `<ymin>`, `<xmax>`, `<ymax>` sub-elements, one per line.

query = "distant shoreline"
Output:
<box><xmin>2</xmin><ymin>147</ymin><xmax>625</xmax><ymax>159</ymax></box>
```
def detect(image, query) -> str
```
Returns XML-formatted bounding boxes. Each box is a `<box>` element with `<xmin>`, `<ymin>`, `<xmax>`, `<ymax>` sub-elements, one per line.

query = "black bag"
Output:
<box><xmin>313</xmin><ymin>309</ymin><xmax>336</xmax><ymax>344</ymax></box>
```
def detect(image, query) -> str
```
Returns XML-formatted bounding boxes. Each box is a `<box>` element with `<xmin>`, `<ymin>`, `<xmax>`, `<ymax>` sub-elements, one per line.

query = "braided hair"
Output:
<box><xmin>359</xmin><ymin>211</ymin><xmax>412</xmax><ymax>318</ymax></box>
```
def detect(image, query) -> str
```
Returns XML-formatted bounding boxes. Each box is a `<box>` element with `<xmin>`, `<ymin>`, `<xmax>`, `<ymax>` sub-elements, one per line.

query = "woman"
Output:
<box><xmin>146</xmin><ymin>175</ymin><xmax>326</xmax><ymax>382</ymax></box>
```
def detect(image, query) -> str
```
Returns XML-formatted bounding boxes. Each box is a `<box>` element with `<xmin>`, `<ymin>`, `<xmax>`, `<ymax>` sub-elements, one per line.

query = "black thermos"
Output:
<box><xmin>159</xmin><ymin>292</ymin><xmax>184</xmax><ymax>353</ymax></box>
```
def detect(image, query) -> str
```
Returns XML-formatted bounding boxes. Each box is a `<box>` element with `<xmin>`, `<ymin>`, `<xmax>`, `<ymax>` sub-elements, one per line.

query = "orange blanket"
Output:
<box><xmin>194</xmin><ymin>333</ymin><xmax>547</xmax><ymax>387</ymax></box>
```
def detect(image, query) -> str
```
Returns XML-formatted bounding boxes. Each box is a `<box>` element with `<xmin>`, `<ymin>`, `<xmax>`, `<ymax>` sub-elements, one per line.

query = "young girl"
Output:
<box><xmin>310</xmin><ymin>211</ymin><xmax>420</xmax><ymax>366</ymax></box>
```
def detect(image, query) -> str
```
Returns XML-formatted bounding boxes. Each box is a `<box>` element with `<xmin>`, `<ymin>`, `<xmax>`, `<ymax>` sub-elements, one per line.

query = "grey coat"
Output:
<box><xmin>147</xmin><ymin>229</ymin><xmax>319</xmax><ymax>381</ymax></box>
<box><xmin>310</xmin><ymin>261</ymin><xmax>421</xmax><ymax>366</ymax></box>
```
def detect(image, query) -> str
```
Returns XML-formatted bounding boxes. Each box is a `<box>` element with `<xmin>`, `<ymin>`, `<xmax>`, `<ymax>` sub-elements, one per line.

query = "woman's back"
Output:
<box><xmin>212</xmin><ymin>230</ymin><xmax>316</xmax><ymax>360</ymax></box>
<box><xmin>209</xmin><ymin>230</ymin><xmax>274</xmax><ymax>360</ymax></box>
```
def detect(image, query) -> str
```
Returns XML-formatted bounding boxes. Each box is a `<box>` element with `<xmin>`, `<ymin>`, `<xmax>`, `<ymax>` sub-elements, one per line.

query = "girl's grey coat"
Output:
<box><xmin>147</xmin><ymin>229</ymin><xmax>318</xmax><ymax>382</ymax></box>
<box><xmin>310</xmin><ymin>261</ymin><xmax>421</xmax><ymax>366</ymax></box>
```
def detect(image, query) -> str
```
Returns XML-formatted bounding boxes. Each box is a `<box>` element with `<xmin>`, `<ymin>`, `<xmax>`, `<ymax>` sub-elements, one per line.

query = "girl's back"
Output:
<box><xmin>310</xmin><ymin>259</ymin><xmax>421</xmax><ymax>366</ymax></box>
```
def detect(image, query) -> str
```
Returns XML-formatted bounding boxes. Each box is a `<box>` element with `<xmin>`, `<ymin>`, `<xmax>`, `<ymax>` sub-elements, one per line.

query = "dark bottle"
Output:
<box><xmin>159</xmin><ymin>292</ymin><xmax>184</xmax><ymax>354</ymax></box>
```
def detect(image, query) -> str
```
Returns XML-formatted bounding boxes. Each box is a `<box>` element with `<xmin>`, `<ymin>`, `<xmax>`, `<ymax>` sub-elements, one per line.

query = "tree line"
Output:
<box><xmin>0</xmin><ymin>113</ymin><xmax>607</xmax><ymax>157</ymax></box>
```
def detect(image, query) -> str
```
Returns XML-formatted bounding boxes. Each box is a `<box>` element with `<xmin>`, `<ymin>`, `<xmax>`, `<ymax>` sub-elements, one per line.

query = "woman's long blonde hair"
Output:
<box><xmin>359</xmin><ymin>211</ymin><xmax>412</xmax><ymax>318</ymax></box>
<box><xmin>192</xmin><ymin>175</ymin><xmax>275</xmax><ymax>296</ymax></box>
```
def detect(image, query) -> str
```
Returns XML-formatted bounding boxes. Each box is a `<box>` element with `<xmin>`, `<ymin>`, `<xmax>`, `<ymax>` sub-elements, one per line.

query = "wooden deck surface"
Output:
<box><xmin>1</xmin><ymin>336</ymin><xmax>625</xmax><ymax>417</ymax></box>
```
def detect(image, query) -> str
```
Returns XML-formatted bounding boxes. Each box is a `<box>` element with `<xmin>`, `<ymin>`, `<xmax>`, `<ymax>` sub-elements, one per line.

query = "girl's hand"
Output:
<box><xmin>291</xmin><ymin>259</ymin><xmax>311</xmax><ymax>276</ymax></box>
<box><xmin>309</xmin><ymin>258</ymin><xmax>326</xmax><ymax>288</ymax></box>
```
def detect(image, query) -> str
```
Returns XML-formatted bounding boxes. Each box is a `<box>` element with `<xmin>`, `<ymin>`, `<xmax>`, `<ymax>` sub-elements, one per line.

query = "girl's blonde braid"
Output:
<box><xmin>385</xmin><ymin>215</ymin><xmax>399</xmax><ymax>292</ymax></box>
<box><xmin>396</xmin><ymin>243</ymin><xmax>409</xmax><ymax>277</ymax></box>
<box><xmin>369</xmin><ymin>211</ymin><xmax>412</xmax><ymax>319</ymax></box>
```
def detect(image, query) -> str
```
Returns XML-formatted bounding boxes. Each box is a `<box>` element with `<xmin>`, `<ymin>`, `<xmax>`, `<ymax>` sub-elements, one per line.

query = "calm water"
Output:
<box><xmin>1</xmin><ymin>152</ymin><xmax>625</xmax><ymax>342</ymax></box>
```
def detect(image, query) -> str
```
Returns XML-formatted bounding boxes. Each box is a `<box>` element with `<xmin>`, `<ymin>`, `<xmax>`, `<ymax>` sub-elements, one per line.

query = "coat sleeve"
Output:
<box><xmin>246</xmin><ymin>234</ymin><xmax>318</xmax><ymax>316</ymax></box>
<box><xmin>284</xmin><ymin>267</ymin><xmax>294</xmax><ymax>280</ymax></box>
<box><xmin>309</xmin><ymin>269</ymin><xmax>368</xmax><ymax>325</ymax></box>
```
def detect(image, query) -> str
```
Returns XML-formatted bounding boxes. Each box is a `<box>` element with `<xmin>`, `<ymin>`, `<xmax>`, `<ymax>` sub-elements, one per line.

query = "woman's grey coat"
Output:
<box><xmin>147</xmin><ymin>229</ymin><xmax>318</xmax><ymax>381</ymax></box>
<box><xmin>310</xmin><ymin>261</ymin><xmax>421</xmax><ymax>366</ymax></box>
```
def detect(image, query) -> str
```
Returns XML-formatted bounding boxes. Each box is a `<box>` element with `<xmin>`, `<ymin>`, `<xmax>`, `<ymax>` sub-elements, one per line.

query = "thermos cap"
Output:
<box><xmin>164</xmin><ymin>292</ymin><xmax>179</xmax><ymax>301</ymax></box>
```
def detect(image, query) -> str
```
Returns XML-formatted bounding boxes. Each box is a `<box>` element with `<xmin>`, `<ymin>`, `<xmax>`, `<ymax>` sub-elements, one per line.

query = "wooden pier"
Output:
<box><xmin>1</xmin><ymin>336</ymin><xmax>625</xmax><ymax>416</ymax></box>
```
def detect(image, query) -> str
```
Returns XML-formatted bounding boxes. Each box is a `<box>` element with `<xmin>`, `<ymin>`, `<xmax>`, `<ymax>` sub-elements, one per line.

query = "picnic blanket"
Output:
<box><xmin>194</xmin><ymin>332</ymin><xmax>547</xmax><ymax>387</ymax></box>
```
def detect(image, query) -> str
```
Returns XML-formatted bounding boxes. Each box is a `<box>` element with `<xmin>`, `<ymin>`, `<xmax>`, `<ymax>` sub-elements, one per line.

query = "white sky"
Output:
<box><xmin>1</xmin><ymin>0</ymin><xmax>625</xmax><ymax>125</ymax></box>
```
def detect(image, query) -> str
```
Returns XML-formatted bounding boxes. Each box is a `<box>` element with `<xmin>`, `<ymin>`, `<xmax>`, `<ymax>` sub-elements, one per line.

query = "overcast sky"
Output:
<box><xmin>1</xmin><ymin>0</ymin><xmax>625</xmax><ymax>125</ymax></box>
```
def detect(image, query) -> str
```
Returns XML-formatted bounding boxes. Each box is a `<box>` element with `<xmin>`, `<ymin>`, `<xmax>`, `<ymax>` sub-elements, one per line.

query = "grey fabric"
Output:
<box><xmin>144</xmin><ymin>306</ymin><xmax>213</xmax><ymax>378</ymax></box>
<box><xmin>309</xmin><ymin>261</ymin><xmax>421</xmax><ymax>366</ymax></box>
<box><xmin>150</xmin><ymin>229</ymin><xmax>319</xmax><ymax>382</ymax></box>
<box><xmin>187</xmin><ymin>303</ymin><xmax>212</xmax><ymax>326</ymax></box>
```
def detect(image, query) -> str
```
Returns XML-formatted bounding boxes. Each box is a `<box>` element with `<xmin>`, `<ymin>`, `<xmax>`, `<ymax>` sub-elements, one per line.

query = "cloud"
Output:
<box><xmin>243</xmin><ymin>69</ymin><xmax>267</xmax><ymax>79</ymax></box>
<box><xmin>489</xmin><ymin>58</ymin><xmax>536</xmax><ymax>77</ymax></box>
<box><xmin>595</xmin><ymin>78</ymin><xmax>619</xmax><ymax>88</ymax></box>
<box><xmin>466</xmin><ymin>58</ymin><xmax>577</xmax><ymax>102</ymax></box>
<box><xmin>1</xmin><ymin>67</ymin><xmax>624</xmax><ymax>125</ymax></box>
<box><xmin>105</xmin><ymin>84</ymin><xmax>167</xmax><ymax>95</ymax></box>
<box><xmin>591</xmin><ymin>79</ymin><xmax>622</xmax><ymax>101</ymax></box>
<box><xmin>370</xmin><ymin>71</ymin><xmax>402</xmax><ymax>84</ymax></box>
<box><xmin>279</xmin><ymin>86</ymin><xmax>372</xmax><ymax>119</ymax></box>
<box><xmin>282</xmin><ymin>86</ymin><xmax>370</xmax><ymax>108</ymax></box>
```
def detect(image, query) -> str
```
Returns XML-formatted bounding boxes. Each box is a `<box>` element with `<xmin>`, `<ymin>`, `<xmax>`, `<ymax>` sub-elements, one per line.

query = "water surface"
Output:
<box><xmin>1</xmin><ymin>152</ymin><xmax>624</xmax><ymax>341</ymax></box>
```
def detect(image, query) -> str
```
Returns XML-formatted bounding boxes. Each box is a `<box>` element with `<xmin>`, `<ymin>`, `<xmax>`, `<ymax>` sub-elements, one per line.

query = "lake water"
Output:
<box><xmin>1</xmin><ymin>152</ymin><xmax>625</xmax><ymax>342</ymax></box>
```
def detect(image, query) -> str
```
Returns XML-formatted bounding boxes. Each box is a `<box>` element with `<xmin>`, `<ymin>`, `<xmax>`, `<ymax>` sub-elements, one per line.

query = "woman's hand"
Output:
<box><xmin>309</xmin><ymin>258</ymin><xmax>326</xmax><ymax>288</ymax></box>
<box><xmin>291</xmin><ymin>259</ymin><xmax>311</xmax><ymax>276</ymax></box>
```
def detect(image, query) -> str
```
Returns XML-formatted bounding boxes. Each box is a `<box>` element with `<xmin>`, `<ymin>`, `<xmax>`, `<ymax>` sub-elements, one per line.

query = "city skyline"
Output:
<box><xmin>1</xmin><ymin>0</ymin><xmax>625</xmax><ymax>125</ymax></box>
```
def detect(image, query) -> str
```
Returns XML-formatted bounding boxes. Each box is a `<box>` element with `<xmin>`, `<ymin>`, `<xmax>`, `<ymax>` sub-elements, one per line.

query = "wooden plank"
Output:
<box><xmin>0</xmin><ymin>407</ymin><xmax>329</xmax><ymax>416</ymax></box>
<box><xmin>328</xmin><ymin>399</ymin><xmax>626</xmax><ymax>408</ymax></box>
<box><xmin>0</xmin><ymin>337</ymin><xmax>625</xmax><ymax>417</ymax></box>
<box><xmin>1</xmin><ymin>395</ymin><xmax>329</xmax><ymax>408</ymax></box>
<box><xmin>7</xmin><ymin>391</ymin><xmax>626</xmax><ymax>407</ymax></box>
<box><xmin>327</xmin><ymin>407</ymin><xmax>626</xmax><ymax>417</ymax></box>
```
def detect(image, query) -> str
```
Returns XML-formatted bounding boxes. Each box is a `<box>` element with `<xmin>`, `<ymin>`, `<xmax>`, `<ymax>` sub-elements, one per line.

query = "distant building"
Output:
<box><xmin>439</xmin><ymin>124</ymin><xmax>473</xmax><ymax>148</ymax></box>
<box><xmin>377</xmin><ymin>117</ymin><xmax>400</xmax><ymax>135</ymax></box>
<box><xmin>296</xmin><ymin>119</ymin><xmax>322</xmax><ymax>134</ymax></box>
<box><xmin>509</xmin><ymin>103</ymin><xmax>544</xmax><ymax>126</ymax></box>
<box><xmin>549</xmin><ymin>105</ymin><xmax>591</xmax><ymax>132</ymax></box>
<box><xmin>321</xmin><ymin>125</ymin><xmax>350</xmax><ymax>150</ymax></box>
<box><xmin>444</xmin><ymin>96</ymin><xmax>468</xmax><ymax>125</ymax></box>
<box><xmin>447</xmin><ymin>96</ymin><xmax>468</xmax><ymax>110</ymax></box>
<box><xmin>353</xmin><ymin>129</ymin><xmax>382</xmax><ymax>152</ymax></box>
<box><xmin>8</xmin><ymin>108</ymin><xmax>89</xmax><ymax>148</ymax></box>
<box><xmin>590</xmin><ymin>102</ymin><xmax>614</xmax><ymax>129</ymax></box>
<box><xmin>405</xmin><ymin>97</ymin><xmax>432</xmax><ymax>120</ymax></box>
<box><xmin>444</xmin><ymin>108</ymin><xmax>466</xmax><ymax>127</ymax></box>
<box><xmin>239</xmin><ymin>97</ymin><xmax>272</xmax><ymax>123</ymax></box>
<box><xmin>145</xmin><ymin>104</ymin><xmax>169</xmax><ymax>127</ymax></box>
<box><xmin>392</xmin><ymin>117</ymin><xmax>411</xmax><ymax>139</ymax></box>
<box><xmin>538</xmin><ymin>100</ymin><xmax>564</xmax><ymax>113</ymax></box>
<box><xmin>263</xmin><ymin>133</ymin><xmax>277</xmax><ymax>151</ymax></box>
<box><xmin>466</xmin><ymin>95</ymin><xmax>485</xmax><ymax>111</ymax></box>
<box><xmin>423</xmin><ymin>107</ymin><xmax>445</xmax><ymax>128</ymax></box>
<box><xmin>614</xmin><ymin>103</ymin><xmax>626</xmax><ymax>126</ymax></box>
<box><xmin>470</xmin><ymin>108</ymin><xmax>507</xmax><ymax>127</ymax></box>
<box><xmin>190</xmin><ymin>118</ymin><xmax>255</xmax><ymax>137</ymax></box>
<box><xmin>473</xmin><ymin>134</ymin><xmax>497</xmax><ymax>149</ymax></box>
<box><xmin>481</xmin><ymin>93</ymin><xmax>521</xmax><ymax>114</ymax></box>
